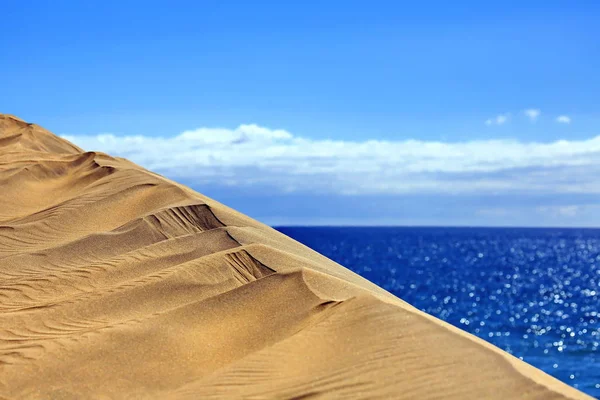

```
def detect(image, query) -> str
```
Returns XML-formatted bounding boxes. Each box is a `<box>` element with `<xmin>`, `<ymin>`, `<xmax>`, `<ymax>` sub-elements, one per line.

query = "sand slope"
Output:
<box><xmin>0</xmin><ymin>114</ymin><xmax>591</xmax><ymax>399</ymax></box>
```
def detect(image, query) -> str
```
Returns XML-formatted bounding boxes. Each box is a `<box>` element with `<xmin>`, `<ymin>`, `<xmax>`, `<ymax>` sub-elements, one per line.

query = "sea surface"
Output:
<box><xmin>275</xmin><ymin>227</ymin><xmax>600</xmax><ymax>398</ymax></box>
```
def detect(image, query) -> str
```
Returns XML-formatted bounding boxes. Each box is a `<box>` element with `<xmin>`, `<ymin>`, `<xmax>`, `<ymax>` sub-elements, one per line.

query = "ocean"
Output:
<box><xmin>275</xmin><ymin>227</ymin><xmax>600</xmax><ymax>398</ymax></box>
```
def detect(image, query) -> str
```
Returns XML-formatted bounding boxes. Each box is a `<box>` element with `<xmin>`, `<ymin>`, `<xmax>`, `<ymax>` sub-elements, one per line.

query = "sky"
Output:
<box><xmin>2</xmin><ymin>1</ymin><xmax>600</xmax><ymax>226</ymax></box>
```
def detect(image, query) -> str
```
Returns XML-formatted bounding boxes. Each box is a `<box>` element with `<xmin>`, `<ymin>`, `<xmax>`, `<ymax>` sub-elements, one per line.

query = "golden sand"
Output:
<box><xmin>0</xmin><ymin>114</ymin><xmax>592</xmax><ymax>399</ymax></box>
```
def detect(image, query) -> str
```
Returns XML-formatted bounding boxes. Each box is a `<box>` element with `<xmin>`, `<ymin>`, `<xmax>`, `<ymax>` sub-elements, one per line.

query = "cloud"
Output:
<box><xmin>485</xmin><ymin>114</ymin><xmax>509</xmax><ymax>126</ymax></box>
<box><xmin>536</xmin><ymin>205</ymin><xmax>579</xmax><ymax>217</ymax></box>
<box><xmin>62</xmin><ymin>124</ymin><xmax>600</xmax><ymax>196</ymax></box>
<box><xmin>523</xmin><ymin>109</ymin><xmax>541</xmax><ymax>122</ymax></box>
<box><xmin>556</xmin><ymin>115</ymin><xmax>571</xmax><ymax>124</ymax></box>
<box><xmin>496</xmin><ymin>115</ymin><xmax>508</xmax><ymax>125</ymax></box>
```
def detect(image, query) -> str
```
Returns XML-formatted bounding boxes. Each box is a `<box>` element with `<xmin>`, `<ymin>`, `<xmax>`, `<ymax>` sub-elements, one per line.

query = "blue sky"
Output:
<box><xmin>2</xmin><ymin>1</ymin><xmax>600</xmax><ymax>226</ymax></box>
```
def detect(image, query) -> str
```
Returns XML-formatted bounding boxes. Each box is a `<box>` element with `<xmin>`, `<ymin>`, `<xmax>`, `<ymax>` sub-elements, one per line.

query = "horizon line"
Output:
<box><xmin>271</xmin><ymin>224</ymin><xmax>600</xmax><ymax>229</ymax></box>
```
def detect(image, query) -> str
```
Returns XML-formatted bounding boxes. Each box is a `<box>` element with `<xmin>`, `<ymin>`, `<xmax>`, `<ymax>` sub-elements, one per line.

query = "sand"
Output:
<box><xmin>0</xmin><ymin>113</ymin><xmax>592</xmax><ymax>399</ymax></box>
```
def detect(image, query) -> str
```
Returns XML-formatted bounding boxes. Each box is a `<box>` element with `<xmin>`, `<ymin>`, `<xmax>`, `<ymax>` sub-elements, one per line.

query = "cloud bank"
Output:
<box><xmin>62</xmin><ymin>124</ymin><xmax>600</xmax><ymax>196</ymax></box>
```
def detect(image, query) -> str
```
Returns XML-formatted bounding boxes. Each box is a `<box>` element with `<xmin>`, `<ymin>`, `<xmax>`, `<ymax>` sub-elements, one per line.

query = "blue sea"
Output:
<box><xmin>275</xmin><ymin>227</ymin><xmax>600</xmax><ymax>398</ymax></box>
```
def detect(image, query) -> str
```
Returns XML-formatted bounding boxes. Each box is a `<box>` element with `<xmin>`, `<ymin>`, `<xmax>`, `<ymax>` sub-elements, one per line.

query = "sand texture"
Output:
<box><xmin>0</xmin><ymin>114</ymin><xmax>592</xmax><ymax>399</ymax></box>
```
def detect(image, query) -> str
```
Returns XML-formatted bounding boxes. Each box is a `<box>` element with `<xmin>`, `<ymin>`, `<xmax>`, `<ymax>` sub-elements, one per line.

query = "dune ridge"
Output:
<box><xmin>0</xmin><ymin>114</ymin><xmax>592</xmax><ymax>399</ymax></box>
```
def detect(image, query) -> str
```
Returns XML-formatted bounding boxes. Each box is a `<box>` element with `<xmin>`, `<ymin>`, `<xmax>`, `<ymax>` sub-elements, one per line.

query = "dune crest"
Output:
<box><xmin>0</xmin><ymin>114</ymin><xmax>591</xmax><ymax>399</ymax></box>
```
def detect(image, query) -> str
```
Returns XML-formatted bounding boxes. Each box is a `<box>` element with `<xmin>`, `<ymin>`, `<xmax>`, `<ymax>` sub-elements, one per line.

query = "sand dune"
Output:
<box><xmin>0</xmin><ymin>114</ymin><xmax>591</xmax><ymax>399</ymax></box>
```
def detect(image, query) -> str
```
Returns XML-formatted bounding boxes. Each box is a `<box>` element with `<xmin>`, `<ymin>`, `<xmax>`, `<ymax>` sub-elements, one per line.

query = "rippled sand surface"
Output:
<box><xmin>0</xmin><ymin>114</ymin><xmax>591</xmax><ymax>399</ymax></box>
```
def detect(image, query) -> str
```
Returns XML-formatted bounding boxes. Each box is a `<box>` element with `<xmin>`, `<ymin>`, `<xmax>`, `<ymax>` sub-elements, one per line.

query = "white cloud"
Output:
<box><xmin>485</xmin><ymin>114</ymin><xmax>509</xmax><ymax>126</ymax></box>
<box><xmin>556</xmin><ymin>115</ymin><xmax>571</xmax><ymax>124</ymax></box>
<box><xmin>496</xmin><ymin>114</ymin><xmax>508</xmax><ymax>125</ymax></box>
<box><xmin>62</xmin><ymin>124</ymin><xmax>600</xmax><ymax>196</ymax></box>
<box><xmin>537</xmin><ymin>205</ymin><xmax>579</xmax><ymax>217</ymax></box>
<box><xmin>523</xmin><ymin>109</ymin><xmax>541</xmax><ymax>122</ymax></box>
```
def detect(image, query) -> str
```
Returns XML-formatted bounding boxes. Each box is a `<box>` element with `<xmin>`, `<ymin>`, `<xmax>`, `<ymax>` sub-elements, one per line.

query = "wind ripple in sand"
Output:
<box><xmin>0</xmin><ymin>114</ymin><xmax>592</xmax><ymax>399</ymax></box>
